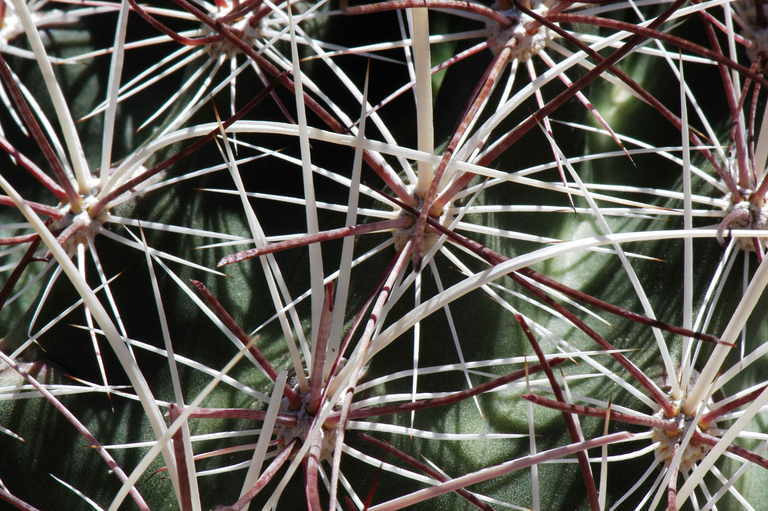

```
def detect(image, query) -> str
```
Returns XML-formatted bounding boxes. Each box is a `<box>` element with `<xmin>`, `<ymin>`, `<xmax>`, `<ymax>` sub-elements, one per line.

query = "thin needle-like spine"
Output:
<box><xmin>190</xmin><ymin>280</ymin><xmax>295</xmax><ymax>401</ymax></box>
<box><xmin>87</xmin><ymin>238</ymin><xmax>129</xmax><ymax>346</ymax></box>
<box><xmin>409</xmin><ymin>269</ymin><xmax>422</xmax><ymax>430</ymax></box>
<box><xmin>680</xmin><ymin>55</ymin><xmax>695</xmax><ymax>388</ymax></box>
<box><xmin>10</xmin><ymin>0</ymin><xmax>92</xmax><ymax>192</ymax></box>
<box><xmin>99</xmin><ymin>0</ymin><xmax>129</xmax><ymax>179</ymax></box>
<box><xmin>683</xmin><ymin>256</ymin><xmax>768</xmax><ymax>415</ymax></box>
<box><xmin>238</xmin><ymin>371</ymin><xmax>288</xmax><ymax>511</ymax></box>
<box><xmin>328</xmin><ymin>64</ymin><xmax>370</xmax><ymax>376</ymax></box>
<box><xmin>288</xmin><ymin>3</ymin><xmax>324</xmax><ymax>344</ymax></box>
<box><xmin>211</xmin><ymin>106</ymin><xmax>311</xmax><ymax>392</ymax></box>
<box><xmin>76</xmin><ymin>243</ymin><xmax>110</xmax><ymax>395</ymax></box>
<box><xmin>141</xmin><ymin>229</ymin><xmax>201</xmax><ymax>511</ymax></box>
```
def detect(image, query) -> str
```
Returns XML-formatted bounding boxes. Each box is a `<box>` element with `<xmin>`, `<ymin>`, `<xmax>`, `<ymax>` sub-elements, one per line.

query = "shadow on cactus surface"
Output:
<box><xmin>3</xmin><ymin>0</ymin><xmax>768</xmax><ymax>509</ymax></box>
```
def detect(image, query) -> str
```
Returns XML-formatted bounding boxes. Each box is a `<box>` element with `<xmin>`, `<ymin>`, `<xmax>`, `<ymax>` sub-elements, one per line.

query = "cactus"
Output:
<box><xmin>1</xmin><ymin>0</ymin><xmax>768</xmax><ymax>510</ymax></box>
